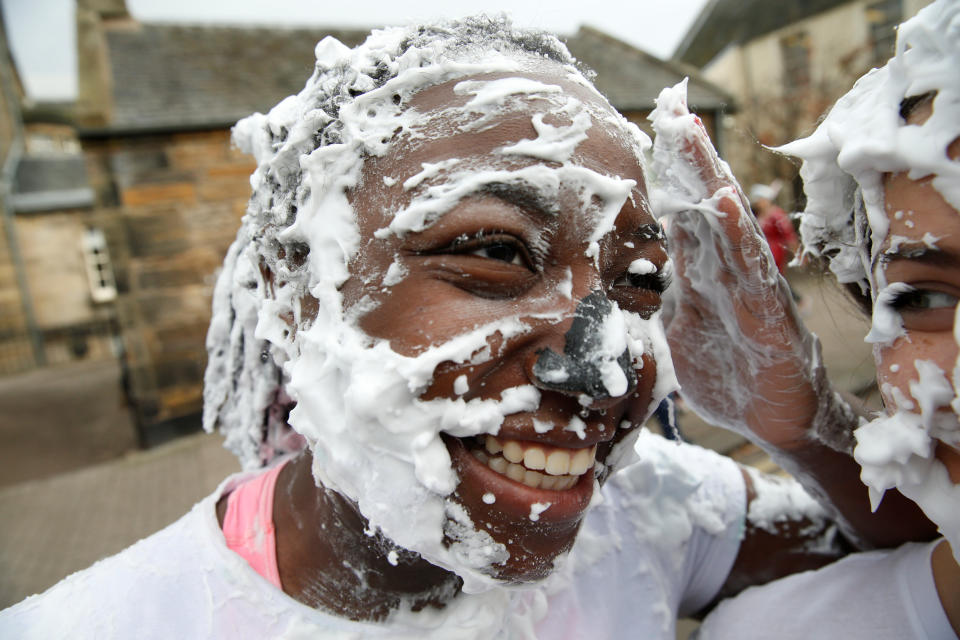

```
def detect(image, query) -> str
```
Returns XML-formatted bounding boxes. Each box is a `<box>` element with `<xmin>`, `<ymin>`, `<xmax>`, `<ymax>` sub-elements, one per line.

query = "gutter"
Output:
<box><xmin>77</xmin><ymin>118</ymin><xmax>243</xmax><ymax>139</ymax></box>
<box><xmin>0</xmin><ymin>26</ymin><xmax>45</xmax><ymax>366</ymax></box>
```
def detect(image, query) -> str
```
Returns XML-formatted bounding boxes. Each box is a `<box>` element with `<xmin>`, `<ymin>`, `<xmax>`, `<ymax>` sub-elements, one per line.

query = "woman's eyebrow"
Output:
<box><xmin>881</xmin><ymin>243</ymin><xmax>960</xmax><ymax>269</ymax></box>
<box><xmin>478</xmin><ymin>182</ymin><xmax>560</xmax><ymax>220</ymax></box>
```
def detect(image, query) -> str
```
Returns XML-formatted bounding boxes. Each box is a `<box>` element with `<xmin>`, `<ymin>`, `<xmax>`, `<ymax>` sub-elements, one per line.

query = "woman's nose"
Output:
<box><xmin>528</xmin><ymin>290</ymin><xmax>638</xmax><ymax>405</ymax></box>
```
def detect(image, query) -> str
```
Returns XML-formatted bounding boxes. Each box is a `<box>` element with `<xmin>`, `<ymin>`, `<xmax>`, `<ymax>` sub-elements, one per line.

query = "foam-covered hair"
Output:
<box><xmin>779</xmin><ymin>0</ymin><xmax>960</xmax><ymax>295</ymax></box>
<box><xmin>202</xmin><ymin>16</ymin><xmax>581</xmax><ymax>468</ymax></box>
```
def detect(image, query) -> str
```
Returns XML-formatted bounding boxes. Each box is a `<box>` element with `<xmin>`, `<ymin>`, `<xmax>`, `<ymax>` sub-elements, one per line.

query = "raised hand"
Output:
<box><xmin>646</xmin><ymin>81</ymin><xmax>936</xmax><ymax>549</ymax></box>
<box><xmin>648</xmin><ymin>80</ymin><xmax>854</xmax><ymax>454</ymax></box>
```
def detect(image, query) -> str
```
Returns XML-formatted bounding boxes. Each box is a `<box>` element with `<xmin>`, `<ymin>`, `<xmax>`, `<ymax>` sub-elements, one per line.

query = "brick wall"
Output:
<box><xmin>82</xmin><ymin>128</ymin><xmax>253</xmax><ymax>426</ymax></box>
<box><xmin>11</xmin><ymin>207</ymin><xmax>122</xmax><ymax>368</ymax></box>
<box><xmin>0</xmin><ymin>229</ymin><xmax>34</xmax><ymax>375</ymax></box>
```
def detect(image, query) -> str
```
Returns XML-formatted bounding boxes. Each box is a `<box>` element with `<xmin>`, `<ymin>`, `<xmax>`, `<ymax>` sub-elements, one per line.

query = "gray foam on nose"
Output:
<box><xmin>532</xmin><ymin>291</ymin><xmax>637</xmax><ymax>400</ymax></box>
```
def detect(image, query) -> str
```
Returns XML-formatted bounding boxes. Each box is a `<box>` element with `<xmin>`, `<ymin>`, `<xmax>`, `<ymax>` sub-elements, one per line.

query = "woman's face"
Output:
<box><xmin>340</xmin><ymin>67</ymin><xmax>668</xmax><ymax>581</ymax></box>
<box><xmin>874</xmin><ymin>101</ymin><xmax>960</xmax><ymax>479</ymax></box>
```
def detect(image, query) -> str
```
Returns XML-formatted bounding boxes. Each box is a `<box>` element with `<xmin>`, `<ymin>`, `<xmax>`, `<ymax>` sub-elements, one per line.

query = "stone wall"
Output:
<box><xmin>0</xmin><ymin>231</ymin><xmax>33</xmax><ymax>375</ymax></box>
<box><xmin>82</xmin><ymin>128</ymin><xmax>253</xmax><ymax>426</ymax></box>
<box><xmin>700</xmin><ymin>0</ymin><xmax>933</xmax><ymax>206</ymax></box>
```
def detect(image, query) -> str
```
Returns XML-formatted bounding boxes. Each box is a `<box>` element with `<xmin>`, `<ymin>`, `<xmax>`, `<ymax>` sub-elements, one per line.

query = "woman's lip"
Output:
<box><xmin>445</xmin><ymin>435</ymin><xmax>594</xmax><ymax>523</ymax></box>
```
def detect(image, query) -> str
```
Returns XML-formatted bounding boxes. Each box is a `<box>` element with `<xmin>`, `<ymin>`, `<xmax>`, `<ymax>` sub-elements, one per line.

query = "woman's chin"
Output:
<box><xmin>444</xmin><ymin>434</ymin><xmax>593</xmax><ymax>584</ymax></box>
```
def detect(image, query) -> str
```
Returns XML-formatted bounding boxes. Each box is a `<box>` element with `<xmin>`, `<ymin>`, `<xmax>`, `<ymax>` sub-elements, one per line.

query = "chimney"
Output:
<box><xmin>75</xmin><ymin>0</ymin><xmax>133</xmax><ymax>128</ymax></box>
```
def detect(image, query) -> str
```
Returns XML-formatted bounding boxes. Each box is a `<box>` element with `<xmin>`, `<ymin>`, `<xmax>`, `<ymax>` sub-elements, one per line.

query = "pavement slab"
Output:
<box><xmin>0</xmin><ymin>359</ymin><xmax>138</xmax><ymax>488</ymax></box>
<box><xmin>0</xmin><ymin>432</ymin><xmax>239</xmax><ymax>608</ymax></box>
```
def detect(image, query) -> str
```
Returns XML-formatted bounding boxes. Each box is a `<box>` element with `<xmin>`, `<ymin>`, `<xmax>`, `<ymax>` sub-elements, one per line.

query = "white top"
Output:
<box><xmin>699</xmin><ymin>538</ymin><xmax>956</xmax><ymax>639</ymax></box>
<box><xmin>0</xmin><ymin>433</ymin><xmax>745</xmax><ymax>639</ymax></box>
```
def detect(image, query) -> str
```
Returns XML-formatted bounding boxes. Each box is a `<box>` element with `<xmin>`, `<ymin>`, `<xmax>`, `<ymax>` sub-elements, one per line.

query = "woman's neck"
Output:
<box><xmin>272</xmin><ymin>452</ymin><xmax>463</xmax><ymax>621</ymax></box>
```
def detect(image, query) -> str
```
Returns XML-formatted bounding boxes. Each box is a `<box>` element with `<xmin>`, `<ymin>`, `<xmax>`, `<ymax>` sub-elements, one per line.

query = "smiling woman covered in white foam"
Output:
<box><xmin>0</xmin><ymin>15</ymin><xmax>935</xmax><ymax>640</ymax></box>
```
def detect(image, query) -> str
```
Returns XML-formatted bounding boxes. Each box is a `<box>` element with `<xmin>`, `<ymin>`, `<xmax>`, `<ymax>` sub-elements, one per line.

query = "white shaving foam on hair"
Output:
<box><xmin>780</xmin><ymin>0</ymin><xmax>960</xmax><ymax>293</ymax></box>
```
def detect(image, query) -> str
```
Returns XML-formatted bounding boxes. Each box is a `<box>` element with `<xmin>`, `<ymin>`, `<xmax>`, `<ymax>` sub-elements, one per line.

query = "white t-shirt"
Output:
<box><xmin>0</xmin><ymin>432</ymin><xmax>745</xmax><ymax>639</ymax></box>
<box><xmin>698</xmin><ymin>538</ymin><xmax>956</xmax><ymax>639</ymax></box>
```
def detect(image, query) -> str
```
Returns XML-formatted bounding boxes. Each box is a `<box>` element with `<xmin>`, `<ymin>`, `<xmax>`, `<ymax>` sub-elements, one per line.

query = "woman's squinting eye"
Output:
<box><xmin>449</xmin><ymin>232</ymin><xmax>532</xmax><ymax>269</ymax></box>
<box><xmin>888</xmin><ymin>286</ymin><xmax>960</xmax><ymax>331</ymax></box>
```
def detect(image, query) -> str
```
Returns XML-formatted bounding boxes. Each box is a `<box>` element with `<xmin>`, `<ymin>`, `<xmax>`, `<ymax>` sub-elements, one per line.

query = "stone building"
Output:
<box><xmin>3</xmin><ymin>1</ymin><xmax>731</xmax><ymax>443</ymax></box>
<box><xmin>674</xmin><ymin>0</ymin><xmax>932</xmax><ymax>205</ymax></box>
<box><xmin>566</xmin><ymin>25</ymin><xmax>733</xmax><ymax>147</ymax></box>
<box><xmin>9</xmin><ymin>112</ymin><xmax>104</xmax><ymax>370</ymax></box>
<box><xmin>0</xmin><ymin>6</ymin><xmax>41</xmax><ymax>376</ymax></box>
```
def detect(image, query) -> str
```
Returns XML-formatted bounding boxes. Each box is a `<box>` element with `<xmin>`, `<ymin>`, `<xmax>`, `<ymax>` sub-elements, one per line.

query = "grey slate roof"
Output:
<box><xmin>566</xmin><ymin>26</ymin><xmax>734</xmax><ymax>112</ymax></box>
<box><xmin>99</xmin><ymin>24</ymin><xmax>369</xmax><ymax>134</ymax></box>
<box><xmin>15</xmin><ymin>156</ymin><xmax>88</xmax><ymax>193</ymax></box>
<box><xmin>674</xmin><ymin>0</ymin><xmax>848</xmax><ymax>67</ymax></box>
<box><xmin>11</xmin><ymin>156</ymin><xmax>94</xmax><ymax>212</ymax></box>
<box><xmin>95</xmin><ymin>22</ymin><xmax>732</xmax><ymax>135</ymax></box>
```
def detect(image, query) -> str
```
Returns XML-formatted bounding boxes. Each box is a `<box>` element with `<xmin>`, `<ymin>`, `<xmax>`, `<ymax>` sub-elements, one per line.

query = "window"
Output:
<box><xmin>781</xmin><ymin>32</ymin><xmax>811</xmax><ymax>93</ymax></box>
<box><xmin>82</xmin><ymin>228</ymin><xmax>117</xmax><ymax>303</ymax></box>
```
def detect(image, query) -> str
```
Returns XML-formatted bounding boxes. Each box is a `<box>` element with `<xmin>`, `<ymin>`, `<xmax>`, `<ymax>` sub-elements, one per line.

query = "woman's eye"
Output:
<box><xmin>469</xmin><ymin>242</ymin><xmax>523</xmax><ymax>266</ymax></box>
<box><xmin>890</xmin><ymin>289</ymin><xmax>958</xmax><ymax>311</ymax></box>
<box><xmin>422</xmin><ymin>232</ymin><xmax>537</xmax><ymax>299</ymax></box>
<box><xmin>444</xmin><ymin>232</ymin><xmax>533</xmax><ymax>270</ymax></box>
<box><xmin>887</xmin><ymin>286</ymin><xmax>959</xmax><ymax>332</ymax></box>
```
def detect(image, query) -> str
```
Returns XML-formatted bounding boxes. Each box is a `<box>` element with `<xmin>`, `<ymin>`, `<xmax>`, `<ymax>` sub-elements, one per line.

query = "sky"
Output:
<box><xmin>2</xmin><ymin>0</ymin><xmax>709</xmax><ymax>101</ymax></box>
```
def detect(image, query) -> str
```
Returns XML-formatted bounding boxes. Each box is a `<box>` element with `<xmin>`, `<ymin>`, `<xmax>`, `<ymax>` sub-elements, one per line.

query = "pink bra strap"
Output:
<box><xmin>221</xmin><ymin>460</ymin><xmax>288</xmax><ymax>589</ymax></box>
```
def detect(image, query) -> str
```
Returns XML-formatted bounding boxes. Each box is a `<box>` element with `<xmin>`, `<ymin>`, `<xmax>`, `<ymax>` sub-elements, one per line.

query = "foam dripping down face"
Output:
<box><xmin>780</xmin><ymin>0</ymin><xmax>960</xmax><ymax>560</ymax></box>
<box><xmin>275</xmin><ymin>63</ymin><xmax>675</xmax><ymax>591</ymax></box>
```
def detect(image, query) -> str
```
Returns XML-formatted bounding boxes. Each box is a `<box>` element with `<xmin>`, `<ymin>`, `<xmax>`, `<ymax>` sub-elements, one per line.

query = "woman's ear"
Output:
<box><xmin>255</xmin><ymin>255</ymin><xmax>310</xmax><ymax>347</ymax></box>
<box><xmin>297</xmin><ymin>294</ymin><xmax>320</xmax><ymax>330</ymax></box>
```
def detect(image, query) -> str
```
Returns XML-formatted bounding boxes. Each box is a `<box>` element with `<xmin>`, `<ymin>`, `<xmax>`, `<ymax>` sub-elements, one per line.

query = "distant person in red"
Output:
<box><xmin>749</xmin><ymin>182</ymin><xmax>798</xmax><ymax>274</ymax></box>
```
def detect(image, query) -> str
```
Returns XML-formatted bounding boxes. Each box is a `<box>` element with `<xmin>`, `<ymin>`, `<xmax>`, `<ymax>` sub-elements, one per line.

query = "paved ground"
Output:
<box><xmin>0</xmin><ymin>269</ymin><xmax>878</xmax><ymax>634</ymax></box>
<box><xmin>0</xmin><ymin>431</ymin><xmax>239</xmax><ymax>607</ymax></box>
<box><xmin>0</xmin><ymin>359</ymin><xmax>138</xmax><ymax>488</ymax></box>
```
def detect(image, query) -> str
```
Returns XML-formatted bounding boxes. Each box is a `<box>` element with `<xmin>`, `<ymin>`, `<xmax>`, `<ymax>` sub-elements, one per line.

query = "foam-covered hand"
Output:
<box><xmin>648</xmin><ymin>80</ymin><xmax>856</xmax><ymax>455</ymax></box>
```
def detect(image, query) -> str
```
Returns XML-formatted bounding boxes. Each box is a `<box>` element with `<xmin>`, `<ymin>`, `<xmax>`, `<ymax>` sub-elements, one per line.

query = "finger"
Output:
<box><xmin>677</xmin><ymin>119</ymin><xmax>731</xmax><ymax>196</ymax></box>
<box><xmin>666</xmin><ymin>221</ymin><xmax>706</xmax><ymax>295</ymax></box>
<box><xmin>709</xmin><ymin>194</ymin><xmax>780</xmax><ymax>281</ymax></box>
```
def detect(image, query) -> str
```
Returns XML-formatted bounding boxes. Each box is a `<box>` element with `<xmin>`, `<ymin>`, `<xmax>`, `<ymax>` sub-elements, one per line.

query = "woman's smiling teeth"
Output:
<box><xmin>470</xmin><ymin>435</ymin><xmax>597</xmax><ymax>490</ymax></box>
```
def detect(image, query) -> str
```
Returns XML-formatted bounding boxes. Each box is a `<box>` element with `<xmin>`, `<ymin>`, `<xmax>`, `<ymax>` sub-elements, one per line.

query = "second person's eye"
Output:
<box><xmin>885</xmin><ymin>284</ymin><xmax>960</xmax><ymax>332</ymax></box>
<box><xmin>889</xmin><ymin>288</ymin><xmax>958</xmax><ymax>311</ymax></box>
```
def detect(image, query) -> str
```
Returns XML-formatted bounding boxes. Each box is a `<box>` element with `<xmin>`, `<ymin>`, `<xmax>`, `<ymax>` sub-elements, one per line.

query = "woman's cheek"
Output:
<box><xmin>876</xmin><ymin>332</ymin><xmax>960</xmax><ymax>415</ymax></box>
<box><xmin>875</xmin><ymin>338</ymin><xmax>915</xmax><ymax>414</ymax></box>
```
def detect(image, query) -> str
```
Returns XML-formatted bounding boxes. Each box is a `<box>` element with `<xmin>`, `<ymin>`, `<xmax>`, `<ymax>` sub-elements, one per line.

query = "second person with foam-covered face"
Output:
<box><xmin>656</xmin><ymin>2</ymin><xmax>958</xmax><ymax>637</ymax></box>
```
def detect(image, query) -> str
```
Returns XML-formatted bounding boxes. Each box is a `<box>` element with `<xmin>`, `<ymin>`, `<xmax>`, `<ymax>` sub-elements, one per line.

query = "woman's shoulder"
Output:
<box><xmin>698</xmin><ymin>540</ymin><xmax>954</xmax><ymax>640</ymax></box>
<box><xmin>582</xmin><ymin>430</ymin><xmax>745</xmax><ymax>554</ymax></box>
